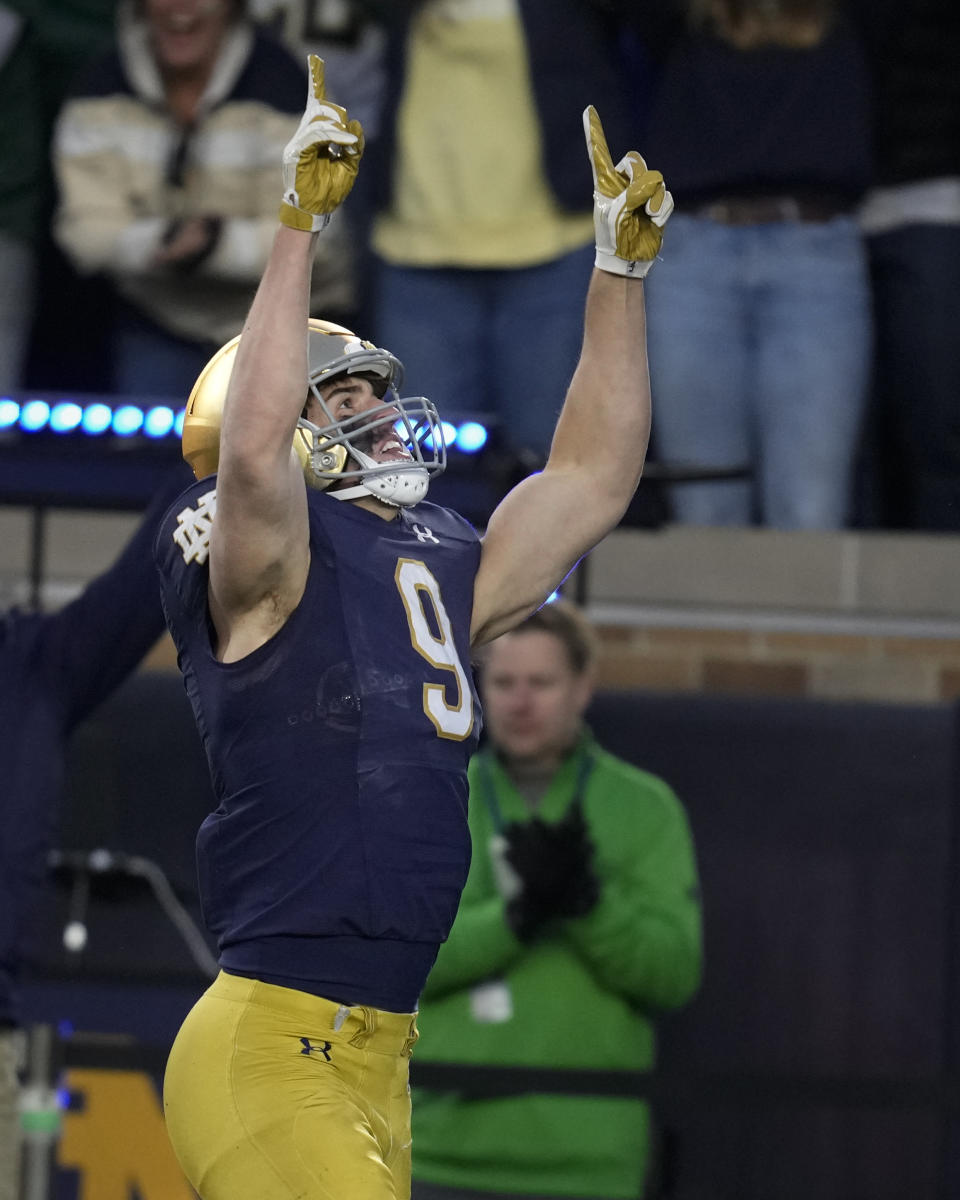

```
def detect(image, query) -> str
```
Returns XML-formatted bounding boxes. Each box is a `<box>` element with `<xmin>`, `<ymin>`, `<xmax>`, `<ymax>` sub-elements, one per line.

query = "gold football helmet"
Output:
<box><xmin>182</xmin><ymin>318</ymin><xmax>446</xmax><ymax>506</ymax></box>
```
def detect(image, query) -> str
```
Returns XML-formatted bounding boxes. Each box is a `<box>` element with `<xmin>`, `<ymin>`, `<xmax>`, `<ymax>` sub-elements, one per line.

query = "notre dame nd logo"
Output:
<box><xmin>57</xmin><ymin>1069</ymin><xmax>194</xmax><ymax>1198</ymax></box>
<box><xmin>172</xmin><ymin>488</ymin><xmax>217</xmax><ymax>566</ymax></box>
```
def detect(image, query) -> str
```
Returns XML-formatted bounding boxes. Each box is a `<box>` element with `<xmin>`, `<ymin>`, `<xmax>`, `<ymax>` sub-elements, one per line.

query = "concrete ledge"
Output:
<box><xmin>580</xmin><ymin>525</ymin><xmax>960</xmax><ymax>703</ymax></box>
<box><xmin>585</xmin><ymin>525</ymin><xmax>960</xmax><ymax>622</ymax></box>
<box><xmin>586</xmin><ymin>602</ymin><xmax>960</xmax><ymax>640</ymax></box>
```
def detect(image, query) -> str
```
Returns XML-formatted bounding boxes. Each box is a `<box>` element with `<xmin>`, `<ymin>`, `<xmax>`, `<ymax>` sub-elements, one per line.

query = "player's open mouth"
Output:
<box><xmin>373</xmin><ymin>436</ymin><xmax>413</xmax><ymax>464</ymax></box>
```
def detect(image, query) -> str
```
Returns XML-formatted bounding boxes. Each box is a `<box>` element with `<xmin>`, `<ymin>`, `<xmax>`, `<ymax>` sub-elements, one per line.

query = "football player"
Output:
<box><xmin>157</xmin><ymin>55</ymin><xmax>672</xmax><ymax>1200</ymax></box>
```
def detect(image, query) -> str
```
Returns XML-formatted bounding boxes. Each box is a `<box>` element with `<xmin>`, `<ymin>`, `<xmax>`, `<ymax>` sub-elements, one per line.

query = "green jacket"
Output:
<box><xmin>412</xmin><ymin>730</ymin><xmax>703</xmax><ymax>1199</ymax></box>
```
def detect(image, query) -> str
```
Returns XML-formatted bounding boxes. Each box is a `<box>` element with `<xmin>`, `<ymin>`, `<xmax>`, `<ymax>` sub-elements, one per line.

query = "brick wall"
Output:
<box><xmin>145</xmin><ymin>620</ymin><xmax>960</xmax><ymax>704</ymax></box>
<box><xmin>592</xmin><ymin>622</ymin><xmax>960</xmax><ymax>703</ymax></box>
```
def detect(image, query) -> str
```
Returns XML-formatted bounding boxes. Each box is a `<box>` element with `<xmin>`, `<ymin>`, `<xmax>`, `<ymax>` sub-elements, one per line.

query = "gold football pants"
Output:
<box><xmin>163</xmin><ymin>972</ymin><xmax>419</xmax><ymax>1199</ymax></box>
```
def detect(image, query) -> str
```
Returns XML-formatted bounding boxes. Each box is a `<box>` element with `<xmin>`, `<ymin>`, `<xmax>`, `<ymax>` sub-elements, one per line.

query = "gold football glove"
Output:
<box><xmin>279</xmin><ymin>55</ymin><xmax>365</xmax><ymax>233</ymax></box>
<box><xmin>583</xmin><ymin>105</ymin><xmax>673</xmax><ymax>277</ymax></box>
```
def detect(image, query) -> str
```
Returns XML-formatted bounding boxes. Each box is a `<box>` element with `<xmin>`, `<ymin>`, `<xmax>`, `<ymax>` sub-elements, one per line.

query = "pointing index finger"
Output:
<box><xmin>308</xmin><ymin>54</ymin><xmax>326</xmax><ymax>103</ymax></box>
<box><xmin>582</xmin><ymin>105</ymin><xmax>622</xmax><ymax>200</ymax></box>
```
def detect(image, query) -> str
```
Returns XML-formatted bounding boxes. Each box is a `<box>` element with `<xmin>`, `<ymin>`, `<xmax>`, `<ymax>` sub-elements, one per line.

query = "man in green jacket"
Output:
<box><xmin>411</xmin><ymin>600</ymin><xmax>703</xmax><ymax>1200</ymax></box>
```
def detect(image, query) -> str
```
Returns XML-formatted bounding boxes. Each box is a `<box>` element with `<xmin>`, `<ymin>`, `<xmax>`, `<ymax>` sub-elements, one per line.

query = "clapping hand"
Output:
<box><xmin>502</xmin><ymin>801</ymin><xmax>600</xmax><ymax>942</ymax></box>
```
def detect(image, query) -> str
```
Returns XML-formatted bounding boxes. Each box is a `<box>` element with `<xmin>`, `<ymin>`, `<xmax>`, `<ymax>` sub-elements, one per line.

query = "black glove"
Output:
<box><xmin>503</xmin><ymin>801</ymin><xmax>600</xmax><ymax>942</ymax></box>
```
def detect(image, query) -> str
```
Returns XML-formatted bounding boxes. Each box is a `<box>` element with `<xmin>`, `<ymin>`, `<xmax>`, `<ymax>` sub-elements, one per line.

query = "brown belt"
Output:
<box><xmin>692</xmin><ymin>196</ymin><xmax>852</xmax><ymax>225</ymax></box>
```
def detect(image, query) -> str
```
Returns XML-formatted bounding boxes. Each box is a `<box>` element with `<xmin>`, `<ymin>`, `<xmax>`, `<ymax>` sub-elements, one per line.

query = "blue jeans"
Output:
<box><xmin>371</xmin><ymin>245</ymin><xmax>595</xmax><ymax>462</ymax></box>
<box><xmin>111</xmin><ymin>302</ymin><xmax>217</xmax><ymax>404</ymax></box>
<box><xmin>644</xmin><ymin>214</ymin><xmax>872</xmax><ymax>528</ymax></box>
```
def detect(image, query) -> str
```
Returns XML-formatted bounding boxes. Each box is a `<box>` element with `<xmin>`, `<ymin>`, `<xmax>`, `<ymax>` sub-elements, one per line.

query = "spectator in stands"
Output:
<box><xmin>853</xmin><ymin>0</ymin><xmax>960</xmax><ymax>531</ymax></box>
<box><xmin>247</xmin><ymin>0</ymin><xmax>387</xmax><ymax>327</ymax></box>
<box><xmin>3</xmin><ymin>0</ymin><xmax>123</xmax><ymax>395</ymax></box>
<box><xmin>249</xmin><ymin>0</ymin><xmax>386</xmax><ymax>138</ymax></box>
<box><xmin>368</xmin><ymin>0</ymin><xmax>635</xmax><ymax>465</ymax></box>
<box><xmin>52</xmin><ymin>0</ymin><xmax>354</xmax><ymax>401</ymax></box>
<box><xmin>0</xmin><ymin>1</ymin><xmax>43</xmax><ymax>390</ymax></box>
<box><xmin>639</xmin><ymin>0</ymin><xmax>874</xmax><ymax>528</ymax></box>
<box><xmin>0</xmin><ymin>465</ymin><xmax>191</xmax><ymax>1200</ymax></box>
<box><xmin>411</xmin><ymin>600</ymin><xmax>702</xmax><ymax>1200</ymax></box>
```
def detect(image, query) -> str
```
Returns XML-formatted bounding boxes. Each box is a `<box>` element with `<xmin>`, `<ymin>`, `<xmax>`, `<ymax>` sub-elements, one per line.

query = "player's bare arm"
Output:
<box><xmin>471</xmin><ymin>271</ymin><xmax>649</xmax><ymax>645</ymax></box>
<box><xmin>208</xmin><ymin>56</ymin><xmax>363</xmax><ymax>661</ymax></box>
<box><xmin>470</xmin><ymin>107</ymin><xmax>674</xmax><ymax>646</ymax></box>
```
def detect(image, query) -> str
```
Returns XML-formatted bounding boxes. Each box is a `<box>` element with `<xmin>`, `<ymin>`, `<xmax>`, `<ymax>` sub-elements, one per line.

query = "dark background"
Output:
<box><xmin>19</xmin><ymin>673</ymin><xmax>960</xmax><ymax>1200</ymax></box>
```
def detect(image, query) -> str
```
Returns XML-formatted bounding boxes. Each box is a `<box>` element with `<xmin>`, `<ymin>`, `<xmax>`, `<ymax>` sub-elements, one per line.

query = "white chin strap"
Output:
<box><xmin>328</xmin><ymin>448</ymin><xmax>430</xmax><ymax>507</ymax></box>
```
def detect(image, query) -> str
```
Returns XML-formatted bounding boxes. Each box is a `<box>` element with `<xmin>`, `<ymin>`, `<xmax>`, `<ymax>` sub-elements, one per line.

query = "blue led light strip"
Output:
<box><xmin>0</xmin><ymin>397</ymin><xmax>491</xmax><ymax>454</ymax></box>
<box><xmin>0</xmin><ymin>396</ymin><xmax>186</xmax><ymax>440</ymax></box>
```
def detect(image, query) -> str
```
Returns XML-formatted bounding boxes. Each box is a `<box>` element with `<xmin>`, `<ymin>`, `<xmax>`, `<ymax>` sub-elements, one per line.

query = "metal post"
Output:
<box><xmin>18</xmin><ymin>1025</ymin><xmax>60</xmax><ymax>1200</ymax></box>
<box><xmin>27</xmin><ymin>508</ymin><xmax>46</xmax><ymax>613</ymax></box>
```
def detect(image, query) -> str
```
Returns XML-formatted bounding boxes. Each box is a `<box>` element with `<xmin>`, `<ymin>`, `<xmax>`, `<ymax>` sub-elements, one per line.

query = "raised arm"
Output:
<box><xmin>41</xmin><ymin>466</ymin><xmax>193</xmax><ymax>731</ymax></box>
<box><xmin>208</xmin><ymin>56</ymin><xmax>363</xmax><ymax>661</ymax></box>
<box><xmin>470</xmin><ymin>108</ymin><xmax>673</xmax><ymax>646</ymax></box>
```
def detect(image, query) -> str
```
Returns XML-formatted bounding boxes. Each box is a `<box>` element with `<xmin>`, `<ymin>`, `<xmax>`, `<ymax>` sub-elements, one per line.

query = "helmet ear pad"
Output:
<box><xmin>293</xmin><ymin>423</ymin><xmax>348</xmax><ymax>490</ymax></box>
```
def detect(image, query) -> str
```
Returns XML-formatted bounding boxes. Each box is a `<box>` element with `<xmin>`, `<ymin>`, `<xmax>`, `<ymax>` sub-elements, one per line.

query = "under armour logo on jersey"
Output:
<box><xmin>172</xmin><ymin>488</ymin><xmax>218</xmax><ymax>565</ymax></box>
<box><xmin>411</xmin><ymin>524</ymin><xmax>439</xmax><ymax>544</ymax></box>
<box><xmin>300</xmin><ymin>1037</ymin><xmax>332</xmax><ymax>1060</ymax></box>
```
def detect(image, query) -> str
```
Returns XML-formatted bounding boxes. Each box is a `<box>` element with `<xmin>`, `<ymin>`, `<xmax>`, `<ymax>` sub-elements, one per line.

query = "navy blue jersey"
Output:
<box><xmin>155</xmin><ymin>479</ymin><xmax>482</xmax><ymax>1011</ymax></box>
